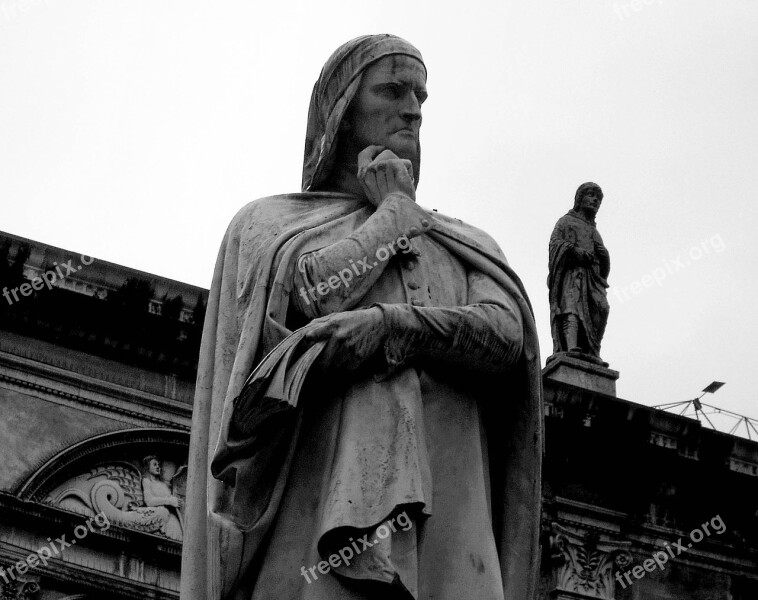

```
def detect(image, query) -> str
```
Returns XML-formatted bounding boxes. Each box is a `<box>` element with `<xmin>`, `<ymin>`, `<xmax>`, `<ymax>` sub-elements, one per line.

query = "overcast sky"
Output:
<box><xmin>2</xmin><ymin>0</ymin><xmax>756</xmax><ymax>432</ymax></box>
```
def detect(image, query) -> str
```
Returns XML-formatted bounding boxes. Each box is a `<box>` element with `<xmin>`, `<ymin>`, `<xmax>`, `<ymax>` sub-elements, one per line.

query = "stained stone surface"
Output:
<box><xmin>543</xmin><ymin>353</ymin><xmax>619</xmax><ymax>397</ymax></box>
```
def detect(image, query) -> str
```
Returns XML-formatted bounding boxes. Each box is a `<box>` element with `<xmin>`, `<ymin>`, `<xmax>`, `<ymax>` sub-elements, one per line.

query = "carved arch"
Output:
<box><xmin>16</xmin><ymin>428</ymin><xmax>188</xmax><ymax>541</ymax></box>
<box><xmin>17</xmin><ymin>428</ymin><xmax>188</xmax><ymax>500</ymax></box>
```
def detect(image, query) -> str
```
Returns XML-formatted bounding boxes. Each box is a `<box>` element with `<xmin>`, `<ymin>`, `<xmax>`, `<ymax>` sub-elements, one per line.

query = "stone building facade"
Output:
<box><xmin>540</xmin><ymin>371</ymin><xmax>758</xmax><ymax>599</ymax></box>
<box><xmin>0</xmin><ymin>231</ymin><xmax>205</xmax><ymax>599</ymax></box>
<box><xmin>1</xmin><ymin>230</ymin><xmax>756</xmax><ymax>599</ymax></box>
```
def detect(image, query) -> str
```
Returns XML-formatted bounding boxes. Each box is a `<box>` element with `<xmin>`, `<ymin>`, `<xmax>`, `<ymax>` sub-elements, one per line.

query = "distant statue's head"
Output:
<box><xmin>302</xmin><ymin>34</ymin><xmax>427</xmax><ymax>192</ymax></box>
<box><xmin>573</xmin><ymin>182</ymin><xmax>603</xmax><ymax>218</ymax></box>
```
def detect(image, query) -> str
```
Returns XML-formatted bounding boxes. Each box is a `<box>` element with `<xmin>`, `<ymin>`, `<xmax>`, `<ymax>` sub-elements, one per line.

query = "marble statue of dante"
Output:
<box><xmin>548</xmin><ymin>182</ymin><xmax>610</xmax><ymax>360</ymax></box>
<box><xmin>180</xmin><ymin>34</ymin><xmax>543</xmax><ymax>600</ymax></box>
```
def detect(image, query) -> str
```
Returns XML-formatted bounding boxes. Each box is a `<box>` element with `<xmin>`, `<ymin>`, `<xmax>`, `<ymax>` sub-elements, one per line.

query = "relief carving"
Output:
<box><xmin>550</xmin><ymin>523</ymin><xmax>633</xmax><ymax>599</ymax></box>
<box><xmin>46</xmin><ymin>456</ymin><xmax>186</xmax><ymax>541</ymax></box>
<box><xmin>0</xmin><ymin>574</ymin><xmax>41</xmax><ymax>600</ymax></box>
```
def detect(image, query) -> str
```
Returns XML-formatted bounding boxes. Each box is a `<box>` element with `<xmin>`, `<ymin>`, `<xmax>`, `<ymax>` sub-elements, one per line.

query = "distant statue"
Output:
<box><xmin>548</xmin><ymin>182</ymin><xmax>610</xmax><ymax>362</ymax></box>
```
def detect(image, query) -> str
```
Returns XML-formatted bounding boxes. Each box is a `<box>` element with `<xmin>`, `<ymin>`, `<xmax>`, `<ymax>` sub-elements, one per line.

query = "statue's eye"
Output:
<box><xmin>383</xmin><ymin>84</ymin><xmax>402</xmax><ymax>98</ymax></box>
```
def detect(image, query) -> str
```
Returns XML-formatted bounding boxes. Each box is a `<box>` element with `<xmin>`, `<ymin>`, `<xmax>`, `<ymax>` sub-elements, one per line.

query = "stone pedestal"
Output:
<box><xmin>543</xmin><ymin>353</ymin><xmax>619</xmax><ymax>396</ymax></box>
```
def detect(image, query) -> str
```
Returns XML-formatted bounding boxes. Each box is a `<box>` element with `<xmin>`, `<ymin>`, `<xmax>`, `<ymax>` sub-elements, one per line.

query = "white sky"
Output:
<box><xmin>2</xmin><ymin>0</ymin><xmax>757</xmax><ymax>428</ymax></box>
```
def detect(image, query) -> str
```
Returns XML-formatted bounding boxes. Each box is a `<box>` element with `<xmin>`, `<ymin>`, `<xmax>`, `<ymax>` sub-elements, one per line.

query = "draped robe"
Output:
<box><xmin>180</xmin><ymin>192</ymin><xmax>543</xmax><ymax>599</ymax></box>
<box><xmin>548</xmin><ymin>210</ymin><xmax>610</xmax><ymax>355</ymax></box>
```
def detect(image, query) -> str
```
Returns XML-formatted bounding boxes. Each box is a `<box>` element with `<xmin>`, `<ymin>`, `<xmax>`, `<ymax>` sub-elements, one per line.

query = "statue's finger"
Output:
<box><xmin>357</xmin><ymin>145</ymin><xmax>387</xmax><ymax>175</ymax></box>
<box><xmin>303</xmin><ymin>322</ymin><xmax>333</xmax><ymax>341</ymax></box>
<box><xmin>362</xmin><ymin>171</ymin><xmax>382</xmax><ymax>205</ymax></box>
<box><xmin>375</xmin><ymin>167</ymin><xmax>390</xmax><ymax>200</ymax></box>
<box><xmin>400</xmin><ymin>159</ymin><xmax>414</xmax><ymax>182</ymax></box>
<box><xmin>373</xmin><ymin>149</ymin><xmax>400</xmax><ymax>163</ymax></box>
<box><xmin>364</xmin><ymin>150</ymin><xmax>401</xmax><ymax>176</ymax></box>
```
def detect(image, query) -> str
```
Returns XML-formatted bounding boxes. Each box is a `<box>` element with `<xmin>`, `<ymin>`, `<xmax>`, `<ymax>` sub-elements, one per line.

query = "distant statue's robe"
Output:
<box><xmin>180</xmin><ymin>192</ymin><xmax>543</xmax><ymax>600</ymax></box>
<box><xmin>548</xmin><ymin>210</ymin><xmax>610</xmax><ymax>355</ymax></box>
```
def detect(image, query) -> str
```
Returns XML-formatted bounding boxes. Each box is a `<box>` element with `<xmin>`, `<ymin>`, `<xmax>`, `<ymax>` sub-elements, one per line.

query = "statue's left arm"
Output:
<box><xmin>373</xmin><ymin>267</ymin><xmax>524</xmax><ymax>374</ymax></box>
<box><xmin>594</xmin><ymin>235</ymin><xmax>610</xmax><ymax>279</ymax></box>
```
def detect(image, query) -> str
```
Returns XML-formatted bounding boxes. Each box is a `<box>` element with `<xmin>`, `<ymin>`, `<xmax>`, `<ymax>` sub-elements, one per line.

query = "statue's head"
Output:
<box><xmin>302</xmin><ymin>34</ymin><xmax>426</xmax><ymax>192</ymax></box>
<box><xmin>142</xmin><ymin>455</ymin><xmax>161</xmax><ymax>476</ymax></box>
<box><xmin>573</xmin><ymin>182</ymin><xmax>603</xmax><ymax>216</ymax></box>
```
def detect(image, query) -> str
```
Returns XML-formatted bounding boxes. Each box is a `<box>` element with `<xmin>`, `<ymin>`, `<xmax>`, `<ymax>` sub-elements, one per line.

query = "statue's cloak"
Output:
<box><xmin>180</xmin><ymin>192</ymin><xmax>543</xmax><ymax>599</ymax></box>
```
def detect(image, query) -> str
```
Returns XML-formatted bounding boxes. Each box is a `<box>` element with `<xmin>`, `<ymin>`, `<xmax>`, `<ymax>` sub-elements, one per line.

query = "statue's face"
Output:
<box><xmin>578</xmin><ymin>190</ymin><xmax>602</xmax><ymax>216</ymax></box>
<box><xmin>343</xmin><ymin>55</ymin><xmax>427</xmax><ymax>164</ymax></box>
<box><xmin>149</xmin><ymin>459</ymin><xmax>161</xmax><ymax>476</ymax></box>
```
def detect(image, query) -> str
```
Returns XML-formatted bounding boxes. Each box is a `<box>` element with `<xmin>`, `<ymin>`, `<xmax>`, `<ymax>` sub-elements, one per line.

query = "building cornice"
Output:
<box><xmin>0</xmin><ymin>492</ymin><xmax>180</xmax><ymax>598</ymax></box>
<box><xmin>0</xmin><ymin>350</ymin><xmax>191</xmax><ymax>430</ymax></box>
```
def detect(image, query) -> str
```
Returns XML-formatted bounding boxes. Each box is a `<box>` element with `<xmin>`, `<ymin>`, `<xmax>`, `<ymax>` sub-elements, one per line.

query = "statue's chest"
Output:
<box><xmin>567</xmin><ymin>221</ymin><xmax>599</xmax><ymax>251</ymax></box>
<box><xmin>359</xmin><ymin>236</ymin><xmax>468</xmax><ymax>309</ymax></box>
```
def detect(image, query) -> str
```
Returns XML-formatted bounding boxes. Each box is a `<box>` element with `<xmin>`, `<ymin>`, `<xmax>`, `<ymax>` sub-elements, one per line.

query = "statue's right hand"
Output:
<box><xmin>303</xmin><ymin>307</ymin><xmax>386</xmax><ymax>371</ymax></box>
<box><xmin>357</xmin><ymin>145</ymin><xmax>416</xmax><ymax>207</ymax></box>
<box><xmin>576</xmin><ymin>248</ymin><xmax>594</xmax><ymax>264</ymax></box>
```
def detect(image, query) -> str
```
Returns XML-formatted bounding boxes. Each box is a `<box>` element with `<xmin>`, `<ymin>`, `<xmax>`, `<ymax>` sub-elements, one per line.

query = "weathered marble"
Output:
<box><xmin>180</xmin><ymin>34</ymin><xmax>543</xmax><ymax>600</ymax></box>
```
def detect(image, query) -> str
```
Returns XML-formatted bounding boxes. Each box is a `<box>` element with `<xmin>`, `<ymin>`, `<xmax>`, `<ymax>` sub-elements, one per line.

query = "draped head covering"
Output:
<box><xmin>573</xmin><ymin>181</ymin><xmax>603</xmax><ymax>209</ymax></box>
<box><xmin>302</xmin><ymin>34</ymin><xmax>426</xmax><ymax>192</ymax></box>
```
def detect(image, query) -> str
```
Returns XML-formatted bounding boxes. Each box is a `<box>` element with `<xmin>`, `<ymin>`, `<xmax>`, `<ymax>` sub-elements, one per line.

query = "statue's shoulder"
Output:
<box><xmin>428</xmin><ymin>208</ymin><xmax>507</xmax><ymax>261</ymax></box>
<box><xmin>553</xmin><ymin>211</ymin><xmax>588</xmax><ymax>234</ymax></box>
<box><xmin>226</xmin><ymin>192</ymin><xmax>359</xmax><ymax>237</ymax></box>
<box><xmin>228</xmin><ymin>192</ymin><xmax>329</xmax><ymax>224</ymax></box>
<box><xmin>554</xmin><ymin>212</ymin><xmax>577</xmax><ymax>226</ymax></box>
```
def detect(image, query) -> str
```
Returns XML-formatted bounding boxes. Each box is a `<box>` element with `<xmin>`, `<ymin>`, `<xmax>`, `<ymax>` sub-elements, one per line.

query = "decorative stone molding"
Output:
<box><xmin>543</xmin><ymin>354</ymin><xmax>619</xmax><ymax>397</ymax></box>
<box><xmin>728</xmin><ymin>457</ymin><xmax>758</xmax><ymax>477</ymax></box>
<box><xmin>0</xmin><ymin>574</ymin><xmax>41</xmax><ymax>600</ymax></box>
<box><xmin>17</xmin><ymin>428</ymin><xmax>188</xmax><ymax>501</ymax></box>
<box><xmin>649</xmin><ymin>431</ymin><xmax>677</xmax><ymax>450</ymax></box>
<box><xmin>44</xmin><ymin>458</ymin><xmax>185</xmax><ymax>541</ymax></box>
<box><xmin>0</xmin><ymin>350</ymin><xmax>191</xmax><ymax>429</ymax></box>
<box><xmin>16</xmin><ymin>429</ymin><xmax>188</xmax><ymax>542</ymax></box>
<box><xmin>549</xmin><ymin>523</ymin><xmax>633</xmax><ymax>599</ymax></box>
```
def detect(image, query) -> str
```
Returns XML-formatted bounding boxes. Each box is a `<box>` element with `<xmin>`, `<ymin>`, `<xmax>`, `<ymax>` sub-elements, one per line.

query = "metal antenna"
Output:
<box><xmin>653</xmin><ymin>382</ymin><xmax>758</xmax><ymax>439</ymax></box>
<box><xmin>653</xmin><ymin>382</ymin><xmax>725</xmax><ymax>432</ymax></box>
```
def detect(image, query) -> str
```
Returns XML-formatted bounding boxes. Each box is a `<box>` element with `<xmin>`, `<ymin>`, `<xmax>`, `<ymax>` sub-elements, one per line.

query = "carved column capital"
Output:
<box><xmin>0</xmin><ymin>574</ymin><xmax>41</xmax><ymax>600</ymax></box>
<box><xmin>549</xmin><ymin>522</ymin><xmax>633</xmax><ymax>600</ymax></box>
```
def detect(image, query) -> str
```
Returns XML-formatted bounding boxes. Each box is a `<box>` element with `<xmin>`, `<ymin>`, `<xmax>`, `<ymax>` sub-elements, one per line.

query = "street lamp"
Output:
<box><xmin>653</xmin><ymin>381</ymin><xmax>726</xmax><ymax>429</ymax></box>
